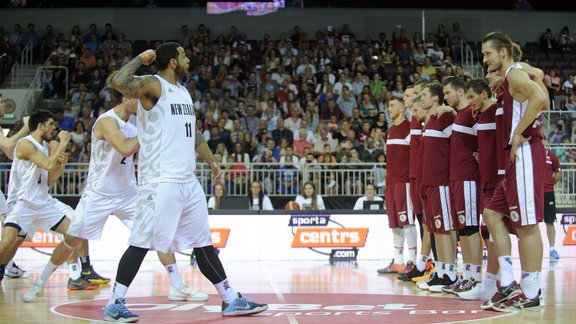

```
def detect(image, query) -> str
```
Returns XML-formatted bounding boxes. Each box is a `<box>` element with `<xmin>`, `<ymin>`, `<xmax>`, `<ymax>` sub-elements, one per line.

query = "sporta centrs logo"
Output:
<box><xmin>291</xmin><ymin>228</ymin><xmax>368</xmax><ymax>248</ymax></box>
<box><xmin>210</xmin><ymin>228</ymin><xmax>230</xmax><ymax>248</ymax></box>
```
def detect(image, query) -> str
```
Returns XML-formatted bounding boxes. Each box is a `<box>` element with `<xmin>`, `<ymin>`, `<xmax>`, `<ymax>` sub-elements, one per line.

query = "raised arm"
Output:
<box><xmin>111</xmin><ymin>50</ymin><xmax>161</xmax><ymax>110</ymax></box>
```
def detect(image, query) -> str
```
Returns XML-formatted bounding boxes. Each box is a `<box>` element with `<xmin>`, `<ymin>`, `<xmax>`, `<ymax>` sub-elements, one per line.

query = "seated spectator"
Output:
<box><xmin>547</xmin><ymin>122</ymin><xmax>565</xmax><ymax>145</ymax></box>
<box><xmin>544</xmin><ymin>68</ymin><xmax>562</xmax><ymax>109</ymax></box>
<box><xmin>320</xmin><ymin>98</ymin><xmax>345</xmax><ymax>122</ymax></box>
<box><xmin>421</xmin><ymin>56</ymin><xmax>437</xmax><ymax>80</ymax></box>
<box><xmin>562</xmin><ymin>74</ymin><xmax>574</xmax><ymax>95</ymax></box>
<box><xmin>358</xmin><ymin>93</ymin><xmax>377</xmax><ymax>117</ymax></box>
<box><xmin>565</xmin><ymin>93</ymin><xmax>576</xmax><ymax>112</ymax></box>
<box><xmin>353</xmin><ymin>183</ymin><xmax>384</xmax><ymax>210</ymax></box>
<box><xmin>313</xmin><ymin>127</ymin><xmax>338</xmax><ymax>155</ymax></box>
<box><xmin>560</xmin><ymin>26</ymin><xmax>574</xmax><ymax>52</ymax></box>
<box><xmin>293</xmin><ymin>128</ymin><xmax>313</xmax><ymax>157</ymax></box>
<box><xmin>540</xmin><ymin>28</ymin><xmax>559</xmax><ymax>56</ymax></box>
<box><xmin>231</xmin><ymin>142</ymin><xmax>251</xmax><ymax>169</ymax></box>
<box><xmin>272</xmin><ymin>117</ymin><xmax>294</xmax><ymax>146</ymax></box>
<box><xmin>284</xmin><ymin>104</ymin><xmax>302</xmax><ymax>133</ymax></box>
<box><xmin>336</xmin><ymin>87</ymin><xmax>358</xmax><ymax>117</ymax></box>
<box><xmin>279</xmin><ymin>145</ymin><xmax>300</xmax><ymax>169</ymax></box>
<box><xmin>278</xmin><ymin>163</ymin><xmax>299</xmax><ymax>195</ymax></box>
<box><xmin>427</xmin><ymin>43</ymin><xmax>445</xmax><ymax>66</ymax></box>
<box><xmin>295</xmin><ymin>181</ymin><xmax>326</xmax><ymax>210</ymax></box>
<box><xmin>248</xmin><ymin>180</ymin><xmax>274</xmax><ymax>211</ymax></box>
<box><xmin>208</xmin><ymin>183</ymin><xmax>227</xmax><ymax>210</ymax></box>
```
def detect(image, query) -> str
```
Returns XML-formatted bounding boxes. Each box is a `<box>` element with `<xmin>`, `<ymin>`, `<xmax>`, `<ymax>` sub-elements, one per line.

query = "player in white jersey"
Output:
<box><xmin>103</xmin><ymin>42</ymin><xmax>267</xmax><ymax>322</ymax></box>
<box><xmin>0</xmin><ymin>93</ymin><xmax>31</xmax><ymax>279</ymax></box>
<box><xmin>65</xmin><ymin>91</ymin><xmax>208</xmax><ymax>301</ymax></box>
<box><xmin>0</xmin><ymin>111</ymin><xmax>80</xmax><ymax>302</ymax></box>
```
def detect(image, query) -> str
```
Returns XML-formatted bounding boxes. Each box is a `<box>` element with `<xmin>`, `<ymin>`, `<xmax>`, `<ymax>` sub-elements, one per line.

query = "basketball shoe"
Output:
<box><xmin>428</xmin><ymin>274</ymin><xmax>457</xmax><ymax>293</ymax></box>
<box><xmin>168</xmin><ymin>284</ymin><xmax>209</xmax><ymax>301</ymax></box>
<box><xmin>397</xmin><ymin>261</ymin><xmax>415</xmax><ymax>276</ymax></box>
<box><xmin>104</xmin><ymin>298</ymin><xmax>140</xmax><ymax>322</ymax></box>
<box><xmin>492</xmin><ymin>289</ymin><xmax>542</xmax><ymax>312</ymax></box>
<box><xmin>5</xmin><ymin>262</ymin><xmax>32</xmax><ymax>279</ymax></box>
<box><xmin>81</xmin><ymin>266</ymin><xmax>111</xmax><ymax>284</ymax></box>
<box><xmin>68</xmin><ymin>277</ymin><xmax>100</xmax><ymax>291</ymax></box>
<box><xmin>412</xmin><ymin>259</ymin><xmax>435</xmax><ymax>282</ymax></box>
<box><xmin>442</xmin><ymin>277</ymin><xmax>464</xmax><ymax>294</ymax></box>
<box><xmin>481</xmin><ymin>281</ymin><xmax>522</xmax><ymax>310</ymax></box>
<box><xmin>22</xmin><ymin>281</ymin><xmax>45</xmax><ymax>303</ymax></box>
<box><xmin>456</xmin><ymin>279</ymin><xmax>483</xmax><ymax>300</ymax></box>
<box><xmin>377</xmin><ymin>259</ymin><xmax>405</xmax><ymax>274</ymax></box>
<box><xmin>222</xmin><ymin>293</ymin><xmax>268</xmax><ymax>316</ymax></box>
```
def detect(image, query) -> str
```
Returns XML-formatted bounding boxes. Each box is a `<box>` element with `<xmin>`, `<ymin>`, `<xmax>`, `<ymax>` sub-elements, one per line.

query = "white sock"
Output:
<box><xmin>108</xmin><ymin>282</ymin><xmax>128</xmax><ymax>306</ymax></box>
<box><xmin>446</xmin><ymin>263</ymin><xmax>457</xmax><ymax>281</ymax></box>
<box><xmin>482</xmin><ymin>272</ymin><xmax>497</xmax><ymax>291</ymax></box>
<box><xmin>39</xmin><ymin>261</ymin><xmax>58</xmax><ymax>284</ymax></box>
<box><xmin>404</xmin><ymin>226</ymin><xmax>418</xmax><ymax>262</ymax></box>
<box><xmin>472</xmin><ymin>264</ymin><xmax>483</xmax><ymax>282</ymax></box>
<box><xmin>436</xmin><ymin>261</ymin><xmax>445</xmax><ymax>277</ymax></box>
<box><xmin>6</xmin><ymin>259</ymin><xmax>14</xmax><ymax>270</ymax></box>
<box><xmin>463</xmin><ymin>263</ymin><xmax>472</xmax><ymax>281</ymax></box>
<box><xmin>392</xmin><ymin>228</ymin><xmax>405</xmax><ymax>264</ymax></box>
<box><xmin>165</xmin><ymin>263</ymin><xmax>185</xmax><ymax>289</ymax></box>
<box><xmin>497</xmin><ymin>256</ymin><xmax>514</xmax><ymax>287</ymax></box>
<box><xmin>550</xmin><ymin>246</ymin><xmax>556</xmax><ymax>252</ymax></box>
<box><xmin>215</xmin><ymin>279</ymin><xmax>239</xmax><ymax>304</ymax></box>
<box><xmin>69</xmin><ymin>262</ymin><xmax>81</xmax><ymax>280</ymax></box>
<box><xmin>520</xmin><ymin>271</ymin><xmax>540</xmax><ymax>299</ymax></box>
<box><xmin>416</xmin><ymin>254</ymin><xmax>428</xmax><ymax>272</ymax></box>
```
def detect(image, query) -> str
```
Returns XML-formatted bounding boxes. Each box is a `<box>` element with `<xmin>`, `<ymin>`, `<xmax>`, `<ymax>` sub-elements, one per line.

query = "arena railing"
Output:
<box><xmin>0</xmin><ymin>161</ymin><xmax>574</xmax><ymax>209</ymax></box>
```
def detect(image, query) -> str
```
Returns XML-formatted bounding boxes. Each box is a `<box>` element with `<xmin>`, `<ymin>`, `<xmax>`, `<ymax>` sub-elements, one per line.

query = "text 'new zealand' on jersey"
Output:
<box><xmin>136</xmin><ymin>75</ymin><xmax>197</xmax><ymax>185</ymax></box>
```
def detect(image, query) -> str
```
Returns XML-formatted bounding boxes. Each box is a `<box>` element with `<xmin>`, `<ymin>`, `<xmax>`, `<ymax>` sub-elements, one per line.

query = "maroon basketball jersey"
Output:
<box><xmin>421</xmin><ymin>112</ymin><xmax>455</xmax><ymax>186</ymax></box>
<box><xmin>409</xmin><ymin>116</ymin><xmax>422</xmax><ymax>179</ymax></box>
<box><xmin>544</xmin><ymin>149</ymin><xmax>560</xmax><ymax>193</ymax></box>
<box><xmin>450</xmin><ymin>105</ymin><xmax>478</xmax><ymax>181</ymax></box>
<box><xmin>477</xmin><ymin>103</ymin><xmax>499</xmax><ymax>186</ymax></box>
<box><xmin>500</xmin><ymin>64</ymin><xmax>543</xmax><ymax>150</ymax></box>
<box><xmin>386</xmin><ymin>119</ymin><xmax>411</xmax><ymax>183</ymax></box>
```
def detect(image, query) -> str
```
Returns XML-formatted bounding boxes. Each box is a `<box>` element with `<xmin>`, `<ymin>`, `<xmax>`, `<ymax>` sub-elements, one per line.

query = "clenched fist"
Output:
<box><xmin>139</xmin><ymin>50</ymin><xmax>156</xmax><ymax>66</ymax></box>
<box><xmin>58</xmin><ymin>130</ymin><xmax>71</xmax><ymax>143</ymax></box>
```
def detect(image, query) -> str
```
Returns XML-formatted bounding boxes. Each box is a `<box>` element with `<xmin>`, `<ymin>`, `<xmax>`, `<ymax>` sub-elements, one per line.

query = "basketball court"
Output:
<box><xmin>0</xmin><ymin>221</ymin><xmax>574</xmax><ymax>323</ymax></box>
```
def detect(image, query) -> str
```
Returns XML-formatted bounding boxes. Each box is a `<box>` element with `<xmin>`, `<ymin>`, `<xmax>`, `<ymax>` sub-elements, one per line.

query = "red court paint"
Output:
<box><xmin>52</xmin><ymin>293</ymin><xmax>512</xmax><ymax>323</ymax></box>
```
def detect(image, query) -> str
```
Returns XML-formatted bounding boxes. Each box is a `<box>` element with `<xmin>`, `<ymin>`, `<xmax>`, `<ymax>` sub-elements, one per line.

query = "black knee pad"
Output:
<box><xmin>458</xmin><ymin>226</ymin><xmax>480</xmax><ymax>237</ymax></box>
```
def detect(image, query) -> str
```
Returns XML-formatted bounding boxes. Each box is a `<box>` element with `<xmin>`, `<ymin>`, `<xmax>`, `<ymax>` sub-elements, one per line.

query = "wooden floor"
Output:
<box><xmin>0</xmin><ymin>249</ymin><xmax>575</xmax><ymax>323</ymax></box>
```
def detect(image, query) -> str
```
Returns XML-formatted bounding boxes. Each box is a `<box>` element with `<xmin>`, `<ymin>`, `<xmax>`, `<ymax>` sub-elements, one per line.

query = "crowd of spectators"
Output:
<box><xmin>1</xmin><ymin>20</ymin><xmax>576</xmax><ymax>196</ymax></box>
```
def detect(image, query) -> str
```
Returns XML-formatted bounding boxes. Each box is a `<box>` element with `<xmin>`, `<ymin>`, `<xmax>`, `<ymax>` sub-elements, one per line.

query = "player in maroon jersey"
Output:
<box><xmin>543</xmin><ymin>140</ymin><xmax>561</xmax><ymax>260</ymax></box>
<box><xmin>482</xmin><ymin>32</ymin><xmax>548</xmax><ymax>312</ymax></box>
<box><xmin>457</xmin><ymin>78</ymin><xmax>500</xmax><ymax>301</ymax></box>
<box><xmin>377</xmin><ymin>97</ymin><xmax>418</xmax><ymax>275</ymax></box>
<box><xmin>417</xmin><ymin>82</ymin><xmax>458</xmax><ymax>292</ymax></box>
<box><xmin>440</xmin><ymin>76</ymin><xmax>484</xmax><ymax>295</ymax></box>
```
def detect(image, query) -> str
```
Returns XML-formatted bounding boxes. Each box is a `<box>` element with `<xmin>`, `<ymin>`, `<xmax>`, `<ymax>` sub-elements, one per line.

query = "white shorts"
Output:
<box><xmin>129</xmin><ymin>181</ymin><xmax>212</xmax><ymax>253</ymax></box>
<box><xmin>5</xmin><ymin>198</ymin><xmax>75</xmax><ymax>241</ymax></box>
<box><xmin>67</xmin><ymin>189</ymin><xmax>136</xmax><ymax>240</ymax></box>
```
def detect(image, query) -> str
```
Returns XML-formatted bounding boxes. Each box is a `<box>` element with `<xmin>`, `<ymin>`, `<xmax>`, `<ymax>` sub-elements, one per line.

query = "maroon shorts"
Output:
<box><xmin>485</xmin><ymin>141</ymin><xmax>545</xmax><ymax>228</ymax></box>
<box><xmin>481</xmin><ymin>183</ymin><xmax>517</xmax><ymax>236</ymax></box>
<box><xmin>409</xmin><ymin>178</ymin><xmax>423</xmax><ymax>214</ymax></box>
<box><xmin>421</xmin><ymin>185</ymin><xmax>454</xmax><ymax>233</ymax></box>
<box><xmin>385</xmin><ymin>182</ymin><xmax>414</xmax><ymax>228</ymax></box>
<box><xmin>449</xmin><ymin>180</ymin><xmax>480</xmax><ymax>230</ymax></box>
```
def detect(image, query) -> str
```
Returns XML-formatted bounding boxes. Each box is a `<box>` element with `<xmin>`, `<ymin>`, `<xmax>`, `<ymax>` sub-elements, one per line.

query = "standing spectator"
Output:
<box><xmin>434</xmin><ymin>24</ymin><xmax>450</xmax><ymax>49</ymax></box>
<box><xmin>21</xmin><ymin>23</ymin><xmax>40</xmax><ymax>60</ymax></box>
<box><xmin>450</xmin><ymin>22</ymin><xmax>464</xmax><ymax>62</ymax></box>
<box><xmin>543</xmin><ymin>143</ymin><xmax>562</xmax><ymax>260</ymax></box>
<box><xmin>7</xmin><ymin>24</ymin><xmax>23</xmax><ymax>59</ymax></box>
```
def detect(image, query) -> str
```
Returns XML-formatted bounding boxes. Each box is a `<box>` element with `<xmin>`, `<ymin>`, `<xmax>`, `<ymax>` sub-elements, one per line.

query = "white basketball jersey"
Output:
<box><xmin>7</xmin><ymin>135</ymin><xmax>51</xmax><ymax>207</ymax></box>
<box><xmin>137</xmin><ymin>75</ymin><xmax>197</xmax><ymax>184</ymax></box>
<box><xmin>84</xmin><ymin>109</ymin><xmax>138</xmax><ymax>196</ymax></box>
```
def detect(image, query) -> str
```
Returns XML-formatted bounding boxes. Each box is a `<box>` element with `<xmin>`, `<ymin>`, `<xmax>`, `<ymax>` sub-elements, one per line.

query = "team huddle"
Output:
<box><xmin>379</xmin><ymin>31</ymin><xmax>551</xmax><ymax>312</ymax></box>
<box><xmin>0</xmin><ymin>30</ymin><xmax>552</xmax><ymax>321</ymax></box>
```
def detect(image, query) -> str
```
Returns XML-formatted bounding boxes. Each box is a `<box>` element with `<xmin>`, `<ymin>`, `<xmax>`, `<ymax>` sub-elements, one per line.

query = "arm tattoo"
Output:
<box><xmin>195</xmin><ymin>126</ymin><xmax>207</xmax><ymax>148</ymax></box>
<box><xmin>112</xmin><ymin>56</ymin><xmax>146</xmax><ymax>98</ymax></box>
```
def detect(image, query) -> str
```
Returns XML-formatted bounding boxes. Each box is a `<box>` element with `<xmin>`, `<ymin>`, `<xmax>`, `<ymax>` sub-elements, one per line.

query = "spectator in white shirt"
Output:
<box><xmin>295</xmin><ymin>181</ymin><xmax>326</xmax><ymax>210</ymax></box>
<box><xmin>353</xmin><ymin>183</ymin><xmax>384</xmax><ymax>210</ymax></box>
<box><xmin>248</xmin><ymin>181</ymin><xmax>274</xmax><ymax>211</ymax></box>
